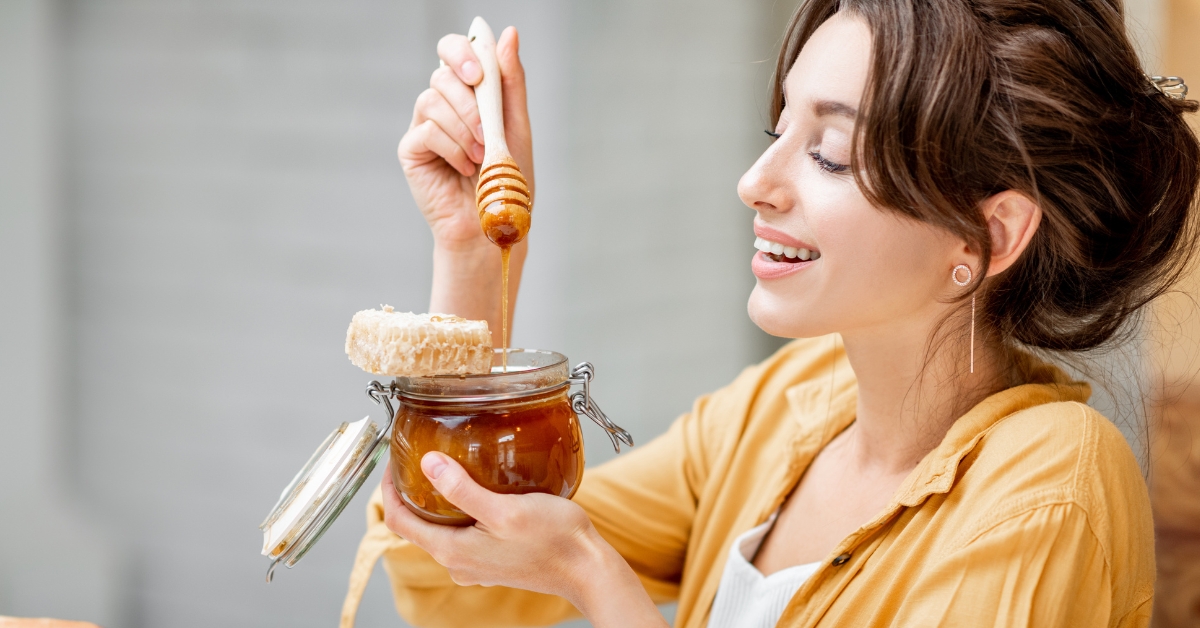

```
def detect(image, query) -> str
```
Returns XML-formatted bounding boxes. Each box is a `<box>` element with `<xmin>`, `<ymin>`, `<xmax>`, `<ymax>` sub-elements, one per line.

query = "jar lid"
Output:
<box><xmin>259</xmin><ymin>414</ymin><xmax>387</xmax><ymax>581</ymax></box>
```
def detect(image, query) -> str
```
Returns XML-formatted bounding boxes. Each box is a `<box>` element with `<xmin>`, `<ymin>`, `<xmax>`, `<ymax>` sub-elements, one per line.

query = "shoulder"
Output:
<box><xmin>950</xmin><ymin>400</ymin><xmax>1154</xmax><ymax>596</ymax></box>
<box><xmin>968</xmin><ymin>400</ymin><xmax>1147</xmax><ymax>513</ymax></box>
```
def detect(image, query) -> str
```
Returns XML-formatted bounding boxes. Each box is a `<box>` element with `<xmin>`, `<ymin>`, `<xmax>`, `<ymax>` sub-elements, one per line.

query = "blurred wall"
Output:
<box><xmin>0</xmin><ymin>0</ymin><xmax>123</xmax><ymax>623</ymax></box>
<box><xmin>2</xmin><ymin>0</ymin><xmax>781</xmax><ymax>626</ymax></box>
<box><xmin>0</xmin><ymin>0</ymin><xmax>1175</xmax><ymax>627</ymax></box>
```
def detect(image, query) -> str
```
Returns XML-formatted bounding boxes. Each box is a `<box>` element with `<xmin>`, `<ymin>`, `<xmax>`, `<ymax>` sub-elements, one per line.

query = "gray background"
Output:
<box><xmin>0</xmin><ymin>0</ymin><xmax>1165</xmax><ymax>627</ymax></box>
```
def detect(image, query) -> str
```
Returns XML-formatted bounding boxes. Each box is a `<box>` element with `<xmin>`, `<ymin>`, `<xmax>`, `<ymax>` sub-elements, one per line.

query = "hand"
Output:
<box><xmin>401</xmin><ymin>26</ymin><xmax>532</xmax><ymax>330</ymax></box>
<box><xmin>381</xmin><ymin>454</ymin><xmax>594</xmax><ymax>595</ymax></box>
<box><xmin>400</xmin><ymin>27</ymin><xmax>534</xmax><ymax>253</ymax></box>
<box><xmin>380</xmin><ymin>455</ymin><xmax>669</xmax><ymax>627</ymax></box>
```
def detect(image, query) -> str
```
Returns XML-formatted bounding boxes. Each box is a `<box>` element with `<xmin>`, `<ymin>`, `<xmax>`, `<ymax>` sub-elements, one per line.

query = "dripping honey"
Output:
<box><xmin>476</xmin><ymin>158</ymin><xmax>530</xmax><ymax>371</ymax></box>
<box><xmin>501</xmin><ymin>247</ymin><xmax>510</xmax><ymax>370</ymax></box>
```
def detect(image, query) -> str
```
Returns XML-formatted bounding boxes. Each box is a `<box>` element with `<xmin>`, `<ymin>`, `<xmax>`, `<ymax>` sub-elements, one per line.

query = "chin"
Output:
<box><xmin>748</xmin><ymin>284</ymin><xmax>820</xmax><ymax>339</ymax></box>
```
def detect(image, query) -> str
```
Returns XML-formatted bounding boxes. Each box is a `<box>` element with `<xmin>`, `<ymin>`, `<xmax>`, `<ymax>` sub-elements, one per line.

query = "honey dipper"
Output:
<box><xmin>468</xmin><ymin>17</ymin><xmax>532</xmax><ymax>248</ymax></box>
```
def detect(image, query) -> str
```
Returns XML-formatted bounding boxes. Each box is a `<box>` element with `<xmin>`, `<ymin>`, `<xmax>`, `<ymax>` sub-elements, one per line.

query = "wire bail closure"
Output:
<box><xmin>367</xmin><ymin>360</ymin><xmax>633</xmax><ymax>453</ymax></box>
<box><xmin>568</xmin><ymin>362</ymin><xmax>634</xmax><ymax>453</ymax></box>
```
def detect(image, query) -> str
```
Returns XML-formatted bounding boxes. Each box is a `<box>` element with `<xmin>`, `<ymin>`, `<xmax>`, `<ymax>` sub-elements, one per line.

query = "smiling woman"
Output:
<box><xmin>339</xmin><ymin>1</ymin><xmax>1200</xmax><ymax>627</ymax></box>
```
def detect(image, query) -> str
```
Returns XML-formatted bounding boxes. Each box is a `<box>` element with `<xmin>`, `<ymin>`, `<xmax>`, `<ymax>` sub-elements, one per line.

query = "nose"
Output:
<box><xmin>738</xmin><ymin>145</ymin><xmax>792</xmax><ymax>216</ymax></box>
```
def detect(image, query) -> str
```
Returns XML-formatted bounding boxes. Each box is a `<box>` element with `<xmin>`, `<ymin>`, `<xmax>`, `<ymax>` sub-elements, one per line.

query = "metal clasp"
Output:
<box><xmin>1149</xmin><ymin>75</ymin><xmax>1189</xmax><ymax>100</ymax></box>
<box><xmin>365</xmin><ymin>380</ymin><xmax>399</xmax><ymax>432</ymax></box>
<box><xmin>568</xmin><ymin>362</ymin><xmax>634</xmax><ymax>453</ymax></box>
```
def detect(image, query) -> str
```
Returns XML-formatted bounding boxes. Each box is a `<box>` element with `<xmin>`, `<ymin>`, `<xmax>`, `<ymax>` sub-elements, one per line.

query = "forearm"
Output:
<box><xmin>428</xmin><ymin>237</ymin><xmax>527</xmax><ymax>337</ymax></box>
<box><xmin>568</xmin><ymin>528</ymin><xmax>672</xmax><ymax>628</ymax></box>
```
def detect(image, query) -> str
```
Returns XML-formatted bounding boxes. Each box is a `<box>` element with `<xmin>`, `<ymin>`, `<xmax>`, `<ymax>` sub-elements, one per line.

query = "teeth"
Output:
<box><xmin>755</xmin><ymin>235</ymin><xmax>819</xmax><ymax>261</ymax></box>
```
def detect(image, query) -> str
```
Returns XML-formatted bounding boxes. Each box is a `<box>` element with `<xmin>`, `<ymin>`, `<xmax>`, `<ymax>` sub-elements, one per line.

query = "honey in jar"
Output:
<box><xmin>259</xmin><ymin>348</ymin><xmax>631</xmax><ymax>581</ymax></box>
<box><xmin>390</xmin><ymin>349</ymin><xmax>587</xmax><ymax>525</ymax></box>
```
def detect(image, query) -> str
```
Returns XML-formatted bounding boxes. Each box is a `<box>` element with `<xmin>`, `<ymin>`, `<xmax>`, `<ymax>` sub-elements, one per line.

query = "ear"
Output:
<box><xmin>980</xmin><ymin>191</ymin><xmax>1041</xmax><ymax>277</ymax></box>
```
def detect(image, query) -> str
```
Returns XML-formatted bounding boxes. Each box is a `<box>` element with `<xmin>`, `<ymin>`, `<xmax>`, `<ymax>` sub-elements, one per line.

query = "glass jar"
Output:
<box><xmin>391</xmin><ymin>349</ymin><xmax>588</xmax><ymax>525</ymax></box>
<box><xmin>259</xmin><ymin>349</ymin><xmax>631</xmax><ymax>580</ymax></box>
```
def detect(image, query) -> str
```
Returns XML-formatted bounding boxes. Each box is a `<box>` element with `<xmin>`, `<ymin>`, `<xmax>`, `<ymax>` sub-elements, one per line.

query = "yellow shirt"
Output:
<box><xmin>340</xmin><ymin>336</ymin><xmax>1155</xmax><ymax>628</ymax></box>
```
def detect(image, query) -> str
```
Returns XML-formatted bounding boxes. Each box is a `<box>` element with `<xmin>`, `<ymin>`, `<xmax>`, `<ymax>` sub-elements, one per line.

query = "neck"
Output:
<box><xmin>838</xmin><ymin>307</ymin><xmax>1010</xmax><ymax>476</ymax></box>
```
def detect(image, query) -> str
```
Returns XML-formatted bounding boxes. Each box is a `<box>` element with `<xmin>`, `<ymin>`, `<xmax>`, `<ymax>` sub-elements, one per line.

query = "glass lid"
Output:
<box><xmin>260</xmin><ymin>413</ymin><xmax>388</xmax><ymax>581</ymax></box>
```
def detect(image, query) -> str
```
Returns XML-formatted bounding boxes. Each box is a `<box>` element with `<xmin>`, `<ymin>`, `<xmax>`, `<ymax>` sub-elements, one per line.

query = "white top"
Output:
<box><xmin>707</xmin><ymin>514</ymin><xmax>821</xmax><ymax>628</ymax></box>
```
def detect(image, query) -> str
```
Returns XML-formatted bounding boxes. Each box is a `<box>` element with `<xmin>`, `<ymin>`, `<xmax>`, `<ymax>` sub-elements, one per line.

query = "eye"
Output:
<box><xmin>764</xmin><ymin>129</ymin><xmax>781</xmax><ymax>139</ymax></box>
<box><xmin>809</xmin><ymin>151</ymin><xmax>849</xmax><ymax>174</ymax></box>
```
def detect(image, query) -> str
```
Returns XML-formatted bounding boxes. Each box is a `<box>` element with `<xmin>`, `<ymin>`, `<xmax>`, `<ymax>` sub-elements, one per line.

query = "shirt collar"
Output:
<box><xmin>895</xmin><ymin>352</ymin><xmax>1090</xmax><ymax>505</ymax></box>
<box><xmin>784</xmin><ymin>349</ymin><xmax>1091</xmax><ymax>507</ymax></box>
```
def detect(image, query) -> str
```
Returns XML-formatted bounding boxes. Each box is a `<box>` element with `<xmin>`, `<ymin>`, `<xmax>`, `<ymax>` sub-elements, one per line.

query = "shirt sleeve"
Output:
<box><xmin>343</xmin><ymin>364</ymin><xmax>761</xmax><ymax>628</ymax></box>
<box><xmin>888</xmin><ymin>502</ymin><xmax>1145</xmax><ymax>628</ymax></box>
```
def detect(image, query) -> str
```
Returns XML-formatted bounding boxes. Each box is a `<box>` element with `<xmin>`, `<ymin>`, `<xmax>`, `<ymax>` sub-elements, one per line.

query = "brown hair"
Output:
<box><xmin>772</xmin><ymin>0</ymin><xmax>1200</xmax><ymax>353</ymax></box>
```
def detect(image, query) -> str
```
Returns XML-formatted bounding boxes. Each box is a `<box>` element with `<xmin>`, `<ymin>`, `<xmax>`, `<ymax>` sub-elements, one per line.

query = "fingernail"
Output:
<box><xmin>475</xmin><ymin>124</ymin><xmax>484</xmax><ymax>141</ymax></box>
<box><xmin>462</xmin><ymin>60</ymin><xmax>481</xmax><ymax>82</ymax></box>
<box><xmin>422</xmin><ymin>452</ymin><xmax>449</xmax><ymax>480</ymax></box>
<box><xmin>473</xmin><ymin>143</ymin><xmax>485</xmax><ymax>161</ymax></box>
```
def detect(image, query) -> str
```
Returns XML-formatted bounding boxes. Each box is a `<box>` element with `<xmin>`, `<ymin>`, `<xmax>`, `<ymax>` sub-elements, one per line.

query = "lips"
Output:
<box><xmin>751</xmin><ymin>224</ymin><xmax>820</xmax><ymax>279</ymax></box>
<box><xmin>753</xmin><ymin>237</ymin><xmax>820</xmax><ymax>262</ymax></box>
<box><xmin>753</xmin><ymin>223</ymin><xmax>818</xmax><ymax>253</ymax></box>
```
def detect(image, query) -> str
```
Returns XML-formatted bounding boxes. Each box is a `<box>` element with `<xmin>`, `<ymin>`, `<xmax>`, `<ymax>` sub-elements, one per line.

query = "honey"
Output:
<box><xmin>501</xmin><ymin>247</ymin><xmax>510</xmax><ymax>370</ymax></box>
<box><xmin>388</xmin><ymin>350</ymin><xmax>584</xmax><ymax>526</ymax></box>
<box><xmin>477</xmin><ymin>159</ymin><xmax>531</xmax><ymax>249</ymax></box>
<box><xmin>476</xmin><ymin>157</ymin><xmax>531</xmax><ymax>372</ymax></box>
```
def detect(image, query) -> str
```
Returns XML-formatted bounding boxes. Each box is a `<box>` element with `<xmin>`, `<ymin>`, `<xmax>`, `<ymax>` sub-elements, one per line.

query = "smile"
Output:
<box><xmin>753</xmin><ymin>237</ymin><xmax>821</xmax><ymax>263</ymax></box>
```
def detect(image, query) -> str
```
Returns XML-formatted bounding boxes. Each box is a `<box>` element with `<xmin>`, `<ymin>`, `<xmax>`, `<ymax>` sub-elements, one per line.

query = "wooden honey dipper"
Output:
<box><xmin>468</xmin><ymin>17</ymin><xmax>532</xmax><ymax>248</ymax></box>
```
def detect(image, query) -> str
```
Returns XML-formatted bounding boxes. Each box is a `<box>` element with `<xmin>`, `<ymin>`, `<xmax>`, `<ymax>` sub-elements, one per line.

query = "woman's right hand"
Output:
<box><xmin>401</xmin><ymin>26</ymin><xmax>532</xmax><ymax>330</ymax></box>
<box><xmin>400</xmin><ymin>27</ymin><xmax>534</xmax><ymax>253</ymax></box>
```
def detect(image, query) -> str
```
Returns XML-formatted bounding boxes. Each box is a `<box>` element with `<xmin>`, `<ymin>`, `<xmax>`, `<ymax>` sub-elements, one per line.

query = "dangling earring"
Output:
<box><xmin>952</xmin><ymin>264</ymin><xmax>975</xmax><ymax>374</ymax></box>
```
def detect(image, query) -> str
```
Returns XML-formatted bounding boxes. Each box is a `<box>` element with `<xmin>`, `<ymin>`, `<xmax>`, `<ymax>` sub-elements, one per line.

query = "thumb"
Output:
<box><xmin>496</xmin><ymin>26</ymin><xmax>529</xmax><ymax>126</ymax></box>
<box><xmin>421</xmin><ymin>451</ymin><xmax>502</xmax><ymax>523</ymax></box>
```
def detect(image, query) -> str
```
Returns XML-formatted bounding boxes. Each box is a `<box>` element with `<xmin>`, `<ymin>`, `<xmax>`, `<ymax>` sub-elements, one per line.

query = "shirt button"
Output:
<box><xmin>831</xmin><ymin>553</ymin><xmax>851</xmax><ymax>566</ymax></box>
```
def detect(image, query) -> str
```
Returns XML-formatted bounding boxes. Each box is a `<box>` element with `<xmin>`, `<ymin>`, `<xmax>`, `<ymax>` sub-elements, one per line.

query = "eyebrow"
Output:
<box><xmin>813</xmin><ymin>100</ymin><xmax>858</xmax><ymax>119</ymax></box>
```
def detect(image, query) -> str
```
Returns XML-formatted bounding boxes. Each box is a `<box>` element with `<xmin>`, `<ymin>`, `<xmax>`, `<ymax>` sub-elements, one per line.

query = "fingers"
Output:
<box><xmin>437</xmin><ymin>34</ymin><xmax>482</xmax><ymax>85</ymax></box>
<box><xmin>421</xmin><ymin>452</ymin><xmax>508</xmax><ymax>526</ymax></box>
<box><xmin>413</xmin><ymin>84</ymin><xmax>483</xmax><ymax>161</ymax></box>
<box><xmin>430</xmin><ymin>66</ymin><xmax>485</xmax><ymax>145</ymax></box>
<box><xmin>380</xmin><ymin>464</ymin><xmax>444</xmax><ymax>549</ymax></box>
<box><xmin>401</xmin><ymin>118</ymin><xmax>477</xmax><ymax>177</ymax></box>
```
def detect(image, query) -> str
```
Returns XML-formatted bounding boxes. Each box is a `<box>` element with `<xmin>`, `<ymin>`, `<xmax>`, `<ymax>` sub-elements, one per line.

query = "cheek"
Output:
<box><xmin>818</xmin><ymin>209</ymin><xmax>950</xmax><ymax>310</ymax></box>
<box><xmin>749</xmin><ymin>192</ymin><xmax>958</xmax><ymax>338</ymax></box>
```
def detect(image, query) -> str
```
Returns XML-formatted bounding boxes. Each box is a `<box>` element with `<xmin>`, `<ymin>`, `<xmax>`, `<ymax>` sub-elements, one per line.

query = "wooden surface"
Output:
<box><xmin>0</xmin><ymin>619</ymin><xmax>100</xmax><ymax>628</ymax></box>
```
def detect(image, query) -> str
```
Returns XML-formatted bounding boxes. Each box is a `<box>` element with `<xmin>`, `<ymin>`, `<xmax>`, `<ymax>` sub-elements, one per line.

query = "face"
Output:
<box><xmin>740</xmin><ymin>12</ymin><xmax>965</xmax><ymax>340</ymax></box>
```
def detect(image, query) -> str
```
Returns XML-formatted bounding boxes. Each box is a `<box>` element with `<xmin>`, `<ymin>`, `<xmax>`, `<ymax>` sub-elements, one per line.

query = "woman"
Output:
<box><xmin>340</xmin><ymin>0</ymin><xmax>1199</xmax><ymax>626</ymax></box>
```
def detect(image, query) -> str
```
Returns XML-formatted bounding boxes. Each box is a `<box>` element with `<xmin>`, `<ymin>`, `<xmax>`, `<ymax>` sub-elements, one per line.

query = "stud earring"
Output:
<box><xmin>952</xmin><ymin>264</ymin><xmax>975</xmax><ymax>374</ymax></box>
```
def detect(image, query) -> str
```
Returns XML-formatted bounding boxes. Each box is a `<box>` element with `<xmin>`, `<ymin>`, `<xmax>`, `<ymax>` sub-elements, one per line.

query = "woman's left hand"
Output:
<box><xmin>380</xmin><ymin>453</ymin><xmax>670</xmax><ymax>628</ymax></box>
